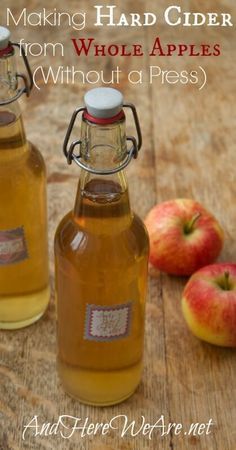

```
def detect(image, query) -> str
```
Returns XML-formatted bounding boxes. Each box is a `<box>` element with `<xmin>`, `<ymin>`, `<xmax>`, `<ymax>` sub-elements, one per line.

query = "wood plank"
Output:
<box><xmin>148</xmin><ymin>0</ymin><xmax>236</xmax><ymax>448</ymax></box>
<box><xmin>0</xmin><ymin>1</ymin><xmax>170</xmax><ymax>449</ymax></box>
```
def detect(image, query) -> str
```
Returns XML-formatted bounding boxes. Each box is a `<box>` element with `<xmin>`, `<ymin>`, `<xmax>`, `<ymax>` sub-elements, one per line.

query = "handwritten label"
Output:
<box><xmin>84</xmin><ymin>302</ymin><xmax>132</xmax><ymax>341</ymax></box>
<box><xmin>0</xmin><ymin>227</ymin><xmax>28</xmax><ymax>265</ymax></box>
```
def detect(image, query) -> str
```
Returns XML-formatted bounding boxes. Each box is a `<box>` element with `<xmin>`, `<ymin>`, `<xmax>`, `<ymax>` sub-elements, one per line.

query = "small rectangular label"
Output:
<box><xmin>84</xmin><ymin>302</ymin><xmax>132</xmax><ymax>342</ymax></box>
<box><xmin>0</xmin><ymin>227</ymin><xmax>28</xmax><ymax>265</ymax></box>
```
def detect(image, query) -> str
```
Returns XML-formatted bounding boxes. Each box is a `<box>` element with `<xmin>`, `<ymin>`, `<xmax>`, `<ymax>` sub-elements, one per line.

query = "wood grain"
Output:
<box><xmin>0</xmin><ymin>0</ymin><xmax>235</xmax><ymax>449</ymax></box>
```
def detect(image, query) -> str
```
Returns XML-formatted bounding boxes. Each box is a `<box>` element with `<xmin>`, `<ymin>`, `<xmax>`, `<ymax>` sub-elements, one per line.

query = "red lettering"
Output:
<box><xmin>178</xmin><ymin>44</ymin><xmax>188</xmax><ymax>56</ymax></box>
<box><xmin>71</xmin><ymin>38</ymin><xmax>94</xmax><ymax>56</ymax></box>
<box><xmin>94</xmin><ymin>45</ymin><xmax>106</xmax><ymax>56</ymax></box>
<box><xmin>71</xmin><ymin>38</ymin><xmax>143</xmax><ymax>57</ymax></box>
<box><xmin>189</xmin><ymin>45</ymin><xmax>200</xmax><ymax>56</ymax></box>
<box><xmin>201</xmin><ymin>45</ymin><xmax>212</xmax><ymax>56</ymax></box>
<box><xmin>213</xmin><ymin>44</ymin><xmax>221</xmax><ymax>56</ymax></box>
<box><xmin>108</xmin><ymin>45</ymin><xmax>119</xmax><ymax>56</ymax></box>
<box><xmin>133</xmin><ymin>45</ymin><xmax>144</xmax><ymax>56</ymax></box>
<box><xmin>167</xmin><ymin>45</ymin><xmax>177</xmax><ymax>56</ymax></box>
<box><xmin>149</xmin><ymin>37</ymin><xmax>165</xmax><ymax>56</ymax></box>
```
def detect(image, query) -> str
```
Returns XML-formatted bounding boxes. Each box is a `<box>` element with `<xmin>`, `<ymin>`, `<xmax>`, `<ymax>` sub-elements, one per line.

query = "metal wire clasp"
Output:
<box><xmin>63</xmin><ymin>103</ymin><xmax>142</xmax><ymax>175</ymax></box>
<box><xmin>0</xmin><ymin>42</ymin><xmax>33</xmax><ymax>106</ymax></box>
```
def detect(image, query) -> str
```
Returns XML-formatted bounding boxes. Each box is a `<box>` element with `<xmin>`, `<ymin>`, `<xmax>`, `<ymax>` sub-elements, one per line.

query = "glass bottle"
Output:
<box><xmin>55</xmin><ymin>87</ymin><xmax>149</xmax><ymax>405</ymax></box>
<box><xmin>0</xmin><ymin>27</ymin><xmax>50</xmax><ymax>329</ymax></box>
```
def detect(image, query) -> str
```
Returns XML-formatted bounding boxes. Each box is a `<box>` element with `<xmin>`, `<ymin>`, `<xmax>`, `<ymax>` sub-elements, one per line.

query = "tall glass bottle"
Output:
<box><xmin>55</xmin><ymin>87</ymin><xmax>149</xmax><ymax>405</ymax></box>
<box><xmin>0</xmin><ymin>27</ymin><xmax>50</xmax><ymax>329</ymax></box>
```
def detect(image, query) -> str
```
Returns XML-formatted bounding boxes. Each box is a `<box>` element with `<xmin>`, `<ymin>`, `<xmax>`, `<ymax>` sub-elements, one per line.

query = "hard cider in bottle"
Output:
<box><xmin>0</xmin><ymin>27</ymin><xmax>50</xmax><ymax>329</ymax></box>
<box><xmin>55</xmin><ymin>87</ymin><xmax>149</xmax><ymax>405</ymax></box>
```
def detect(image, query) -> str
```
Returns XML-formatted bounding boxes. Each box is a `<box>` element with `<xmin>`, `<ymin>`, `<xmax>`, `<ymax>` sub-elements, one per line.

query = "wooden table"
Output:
<box><xmin>0</xmin><ymin>1</ymin><xmax>235</xmax><ymax>449</ymax></box>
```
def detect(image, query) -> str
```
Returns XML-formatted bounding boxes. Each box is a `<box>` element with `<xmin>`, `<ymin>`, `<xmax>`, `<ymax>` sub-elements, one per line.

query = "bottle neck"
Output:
<box><xmin>0</xmin><ymin>50</ymin><xmax>28</xmax><ymax>157</ymax></box>
<box><xmin>0</xmin><ymin>48</ymin><xmax>18</xmax><ymax>103</ymax></box>
<box><xmin>0</xmin><ymin>107</ymin><xmax>27</xmax><ymax>154</ymax></box>
<box><xmin>80</xmin><ymin>114</ymin><xmax>127</xmax><ymax>171</ymax></box>
<box><xmin>73</xmin><ymin>117</ymin><xmax>132</xmax><ymax>233</ymax></box>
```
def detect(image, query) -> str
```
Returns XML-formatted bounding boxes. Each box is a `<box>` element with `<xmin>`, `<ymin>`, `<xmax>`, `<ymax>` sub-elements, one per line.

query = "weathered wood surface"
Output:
<box><xmin>0</xmin><ymin>0</ymin><xmax>235</xmax><ymax>449</ymax></box>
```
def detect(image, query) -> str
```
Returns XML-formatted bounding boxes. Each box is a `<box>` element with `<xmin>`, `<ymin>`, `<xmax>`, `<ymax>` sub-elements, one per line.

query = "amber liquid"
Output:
<box><xmin>55</xmin><ymin>176</ymin><xmax>149</xmax><ymax>405</ymax></box>
<box><xmin>0</xmin><ymin>110</ymin><xmax>50</xmax><ymax>328</ymax></box>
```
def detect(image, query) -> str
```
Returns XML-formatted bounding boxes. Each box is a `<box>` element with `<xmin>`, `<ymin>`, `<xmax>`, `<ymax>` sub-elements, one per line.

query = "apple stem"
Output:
<box><xmin>223</xmin><ymin>271</ymin><xmax>230</xmax><ymax>291</ymax></box>
<box><xmin>184</xmin><ymin>212</ymin><xmax>201</xmax><ymax>234</ymax></box>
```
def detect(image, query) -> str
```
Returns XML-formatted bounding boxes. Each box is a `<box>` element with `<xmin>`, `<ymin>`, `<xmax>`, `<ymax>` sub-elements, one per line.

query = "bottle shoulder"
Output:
<box><xmin>54</xmin><ymin>210</ymin><xmax>149</xmax><ymax>257</ymax></box>
<box><xmin>132</xmin><ymin>212</ymin><xmax>149</xmax><ymax>238</ymax></box>
<box><xmin>27</xmin><ymin>141</ymin><xmax>46</xmax><ymax>174</ymax></box>
<box><xmin>0</xmin><ymin>140</ymin><xmax>46</xmax><ymax>176</ymax></box>
<box><xmin>128</xmin><ymin>212</ymin><xmax>150</xmax><ymax>255</ymax></box>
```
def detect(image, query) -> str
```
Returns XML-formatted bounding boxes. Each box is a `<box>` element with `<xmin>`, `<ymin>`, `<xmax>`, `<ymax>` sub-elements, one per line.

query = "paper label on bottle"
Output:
<box><xmin>0</xmin><ymin>227</ymin><xmax>28</xmax><ymax>265</ymax></box>
<box><xmin>84</xmin><ymin>302</ymin><xmax>132</xmax><ymax>342</ymax></box>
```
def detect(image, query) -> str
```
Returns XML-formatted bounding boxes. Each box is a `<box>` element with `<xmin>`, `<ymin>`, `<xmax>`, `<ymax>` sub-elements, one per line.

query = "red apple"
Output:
<box><xmin>145</xmin><ymin>199</ymin><xmax>224</xmax><ymax>276</ymax></box>
<box><xmin>182</xmin><ymin>263</ymin><xmax>236</xmax><ymax>347</ymax></box>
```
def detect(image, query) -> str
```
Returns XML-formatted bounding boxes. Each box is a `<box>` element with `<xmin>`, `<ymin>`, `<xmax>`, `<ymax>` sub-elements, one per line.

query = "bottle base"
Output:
<box><xmin>66</xmin><ymin>387</ymin><xmax>137</xmax><ymax>407</ymax></box>
<box><xmin>58</xmin><ymin>359</ymin><xmax>142</xmax><ymax>406</ymax></box>
<box><xmin>0</xmin><ymin>286</ymin><xmax>50</xmax><ymax>330</ymax></box>
<box><xmin>0</xmin><ymin>311</ymin><xmax>46</xmax><ymax>330</ymax></box>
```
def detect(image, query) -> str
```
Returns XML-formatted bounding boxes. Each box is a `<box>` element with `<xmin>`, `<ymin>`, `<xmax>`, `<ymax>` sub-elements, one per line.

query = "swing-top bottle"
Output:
<box><xmin>0</xmin><ymin>27</ymin><xmax>50</xmax><ymax>328</ymax></box>
<box><xmin>55</xmin><ymin>87</ymin><xmax>149</xmax><ymax>405</ymax></box>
